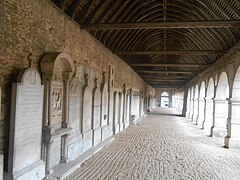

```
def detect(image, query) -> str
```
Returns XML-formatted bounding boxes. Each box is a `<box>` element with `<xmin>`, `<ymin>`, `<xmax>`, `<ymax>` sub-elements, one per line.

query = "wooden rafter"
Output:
<box><xmin>81</xmin><ymin>20</ymin><xmax>240</xmax><ymax>30</ymax></box>
<box><xmin>67</xmin><ymin>0</ymin><xmax>81</xmax><ymax>18</ymax></box>
<box><xmin>144</xmin><ymin>79</ymin><xmax>186</xmax><ymax>82</ymax></box>
<box><xmin>138</xmin><ymin>70</ymin><xmax>194</xmax><ymax>74</ymax></box>
<box><xmin>141</xmin><ymin>75</ymin><xmax>190</xmax><ymax>79</ymax></box>
<box><xmin>130</xmin><ymin>63</ymin><xmax>209</xmax><ymax>67</ymax></box>
<box><xmin>113</xmin><ymin>50</ymin><xmax>226</xmax><ymax>55</ymax></box>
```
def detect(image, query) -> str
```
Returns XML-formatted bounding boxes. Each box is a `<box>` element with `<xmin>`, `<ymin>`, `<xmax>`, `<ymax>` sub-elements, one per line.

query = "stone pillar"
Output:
<box><xmin>212</xmin><ymin>98</ymin><xmax>228</xmax><ymax>137</ymax></box>
<box><xmin>203</xmin><ymin>98</ymin><xmax>214</xmax><ymax>136</ymax></box>
<box><xmin>191</xmin><ymin>97</ymin><xmax>195</xmax><ymax>122</ymax></box>
<box><xmin>197</xmin><ymin>98</ymin><xmax>206</xmax><ymax>128</ymax></box>
<box><xmin>193</xmin><ymin>98</ymin><xmax>199</xmax><ymax>125</ymax></box>
<box><xmin>182</xmin><ymin>88</ymin><xmax>188</xmax><ymax>117</ymax></box>
<box><xmin>225</xmin><ymin>98</ymin><xmax>240</xmax><ymax>148</ymax></box>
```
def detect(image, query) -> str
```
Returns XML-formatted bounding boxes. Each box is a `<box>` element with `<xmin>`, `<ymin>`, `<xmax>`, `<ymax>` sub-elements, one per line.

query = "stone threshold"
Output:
<box><xmin>47</xmin><ymin>136</ymin><xmax>115</xmax><ymax>180</ymax></box>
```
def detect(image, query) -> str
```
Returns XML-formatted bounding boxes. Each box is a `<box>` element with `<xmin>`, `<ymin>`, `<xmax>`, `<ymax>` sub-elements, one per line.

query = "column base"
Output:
<box><xmin>224</xmin><ymin>136</ymin><xmax>240</xmax><ymax>149</ymax></box>
<box><xmin>212</xmin><ymin>127</ymin><xmax>227</xmax><ymax>137</ymax></box>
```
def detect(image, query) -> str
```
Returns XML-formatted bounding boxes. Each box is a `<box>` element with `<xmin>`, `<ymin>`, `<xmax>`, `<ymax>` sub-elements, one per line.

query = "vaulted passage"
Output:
<box><xmin>66</xmin><ymin>108</ymin><xmax>240</xmax><ymax>180</ymax></box>
<box><xmin>0</xmin><ymin>0</ymin><xmax>240</xmax><ymax>179</ymax></box>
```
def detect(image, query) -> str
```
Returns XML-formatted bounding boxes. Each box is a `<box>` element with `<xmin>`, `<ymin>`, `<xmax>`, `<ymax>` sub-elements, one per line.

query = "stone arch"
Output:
<box><xmin>198</xmin><ymin>81</ymin><xmax>206</xmax><ymax>127</ymax></box>
<box><xmin>228</xmin><ymin>66</ymin><xmax>240</xmax><ymax>146</ymax></box>
<box><xmin>40</xmin><ymin>52</ymin><xmax>76</xmax><ymax>173</ymax></box>
<box><xmin>41</xmin><ymin>52</ymin><xmax>75</xmax><ymax>127</ymax></box>
<box><xmin>213</xmin><ymin>72</ymin><xmax>229</xmax><ymax>137</ymax></box>
<box><xmin>216</xmin><ymin>72</ymin><xmax>229</xmax><ymax>99</ymax></box>
<box><xmin>204</xmin><ymin>78</ymin><xmax>214</xmax><ymax>135</ymax></box>
<box><xmin>232</xmin><ymin>66</ymin><xmax>240</xmax><ymax>98</ymax></box>
<box><xmin>41</xmin><ymin>52</ymin><xmax>75</xmax><ymax>81</ymax></box>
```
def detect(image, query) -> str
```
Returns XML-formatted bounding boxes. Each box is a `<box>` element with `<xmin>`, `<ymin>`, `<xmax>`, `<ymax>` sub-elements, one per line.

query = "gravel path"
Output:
<box><xmin>65</xmin><ymin>108</ymin><xmax>240</xmax><ymax>180</ymax></box>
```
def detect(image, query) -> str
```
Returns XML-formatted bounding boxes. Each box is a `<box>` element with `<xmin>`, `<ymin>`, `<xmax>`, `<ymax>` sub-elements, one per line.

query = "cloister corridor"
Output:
<box><xmin>65</xmin><ymin>108</ymin><xmax>240</xmax><ymax>180</ymax></box>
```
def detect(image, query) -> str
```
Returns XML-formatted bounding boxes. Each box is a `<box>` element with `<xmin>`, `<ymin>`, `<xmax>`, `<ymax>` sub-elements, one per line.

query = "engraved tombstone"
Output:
<box><xmin>67</xmin><ymin>77</ymin><xmax>83</xmax><ymax>161</ymax></box>
<box><xmin>101</xmin><ymin>74</ymin><xmax>108</xmax><ymax>127</ymax></box>
<box><xmin>8</xmin><ymin>68</ymin><xmax>45</xmax><ymax>180</ymax></box>
<box><xmin>82</xmin><ymin>74</ymin><xmax>93</xmax><ymax>152</ymax></box>
<box><xmin>92</xmin><ymin>78</ymin><xmax>101</xmax><ymax>146</ymax></box>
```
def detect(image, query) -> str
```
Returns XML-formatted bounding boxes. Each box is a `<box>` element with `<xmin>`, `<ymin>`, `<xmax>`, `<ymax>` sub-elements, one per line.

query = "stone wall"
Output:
<box><xmin>0</xmin><ymin>0</ymin><xmax>155</xmax><ymax>172</ymax></box>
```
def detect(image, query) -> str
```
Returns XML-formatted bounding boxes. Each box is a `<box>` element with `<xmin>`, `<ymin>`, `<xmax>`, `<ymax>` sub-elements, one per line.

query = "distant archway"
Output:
<box><xmin>160</xmin><ymin>92</ymin><xmax>169</xmax><ymax>107</ymax></box>
<box><xmin>213</xmin><ymin>72</ymin><xmax>229</xmax><ymax>137</ymax></box>
<box><xmin>204</xmin><ymin>78</ymin><xmax>214</xmax><ymax>135</ymax></box>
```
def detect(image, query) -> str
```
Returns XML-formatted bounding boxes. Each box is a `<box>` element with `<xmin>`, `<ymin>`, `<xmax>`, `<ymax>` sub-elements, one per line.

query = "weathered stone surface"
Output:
<box><xmin>102</xmin><ymin>125</ymin><xmax>112</xmax><ymax>141</ymax></box>
<box><xmin>83</xmin><ymin>130</ymin><xmax>93</xmax><ymax>152</ymax></box>
<box><xmin>93</xmin><ymin>127</ymin><xmax>102</xmax><ymax>146</ymax></box>
<box><xmin>131</xmin><ymin>90</ymin><xmax>141</xmax><ymax>121</ymax></box>
<box><xmin>0</xmin><ymin>77</ymin><xmax>3</xmax><ymax>180</ymax></box>
<box><xmin>8</xmin><ymin>68</ymin><xmax>45</xmax><ymax>179</ymax></box>
<box><xmin>101</xmin><ymin>73</ymin><xmax>108</xmax><ymax>127</ymax></box>
<box><xmin>0</xmin><ymin>0</ymin><xmax>154</xmax><ymax>177</ymax></box>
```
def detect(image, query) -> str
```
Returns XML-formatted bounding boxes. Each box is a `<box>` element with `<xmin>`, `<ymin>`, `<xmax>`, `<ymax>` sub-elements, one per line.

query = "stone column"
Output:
<box><xmin>203</xmin><ymin>97</ymin><xmax>214</xmax><ymax>136</ymax></box>
<box><xmin>191</xmin><ymin>97</ymin><xmax>195</xmax><ymax>122</ymax></box>
<box><xmin>225</xmin><ymin>98</ymin><xmax>240</xmax><ymax>148</ymax></box>
<box><xmin>197</xmin><ymin>98</ymin><xmax>206</xmax><ymax>128</ymax></box>
<box><xmin>212</xmin><ymin>98</ymin><xmax>228</xmax><ymax>137</ymax></box>
<box><xmin>193</xmin><ymin>98</ymin><xmax>199</xmax><ymax>125</ymax></box>
<box><xmin>62</xmin><ymin>72</ymin><xmax>72</xmax><ymax>128</ymax></box>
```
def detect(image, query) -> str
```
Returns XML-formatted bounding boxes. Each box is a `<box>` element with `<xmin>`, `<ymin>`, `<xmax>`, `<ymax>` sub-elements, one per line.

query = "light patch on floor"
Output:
<box><xmin>65</xmin><ymin>108</ymin><xmax>240</xmax><ymax>180</ymax></box>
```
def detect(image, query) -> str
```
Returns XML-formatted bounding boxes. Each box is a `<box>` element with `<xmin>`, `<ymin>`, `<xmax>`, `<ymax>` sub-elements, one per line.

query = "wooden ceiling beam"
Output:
<box><xmin>113</xmin><ymin>50</ymin><xmax>226</xmax><ymax>55</ymax></box>
<box><xmin>138</xmin><ymin>70</ymin><xmax>194</xmax><ymax>74</ymax></box>
<box><xmin>131</xmin><ymin>63</ymin><xmax>210</xmax><ymax>67</ymax></box>
<box><xmin>81</xmin><ymin>20</ymin><xmax>240</xmax><ymax>30</ymax></box>
<box><xmin>59</xmin><ymin>0</ymin><xmax>67</xmax><ymax>10</ymax></box>
<box><xmin>141</xmin><ymin>75</ymin><xmax>190</xmax><ymax>79</ymax></box>
<box><xmin>144</xmin><ymin>79</ymin><xmax>186</xmax><ymax>82</ymax></box>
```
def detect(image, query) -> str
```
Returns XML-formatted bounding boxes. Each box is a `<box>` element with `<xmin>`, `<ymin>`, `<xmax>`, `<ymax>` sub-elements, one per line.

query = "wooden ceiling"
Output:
<box><xmin>51</xmin><ymin>0</ymin><xmax>240</xmax><ymax>89</ymax></box>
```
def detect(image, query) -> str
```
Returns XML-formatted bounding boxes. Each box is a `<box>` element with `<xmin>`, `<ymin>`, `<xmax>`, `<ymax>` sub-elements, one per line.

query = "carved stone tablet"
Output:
<box><xmin>8</xmin><ymin>68</ymin><xmax>45</xmax><ymax>179</ymax></box>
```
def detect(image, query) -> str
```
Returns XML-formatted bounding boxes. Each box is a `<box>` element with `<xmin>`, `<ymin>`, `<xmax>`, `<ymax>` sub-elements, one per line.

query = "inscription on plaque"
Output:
<box><xmin>8</xmin><ymin>68</ymin><xmax>45</xmax><ymax>179</ymax></box>
<box><xmin>83</xmin><ymin>89</ymin><xmax>92</xmax><ymax>132</ymax></box>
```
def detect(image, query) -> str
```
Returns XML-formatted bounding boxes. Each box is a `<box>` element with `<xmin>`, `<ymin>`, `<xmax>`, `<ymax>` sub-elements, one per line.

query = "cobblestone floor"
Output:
<box><xmin>66</xmin><ymin>108</ymin><xmax>240</xmax><ymax>180</ymax></box>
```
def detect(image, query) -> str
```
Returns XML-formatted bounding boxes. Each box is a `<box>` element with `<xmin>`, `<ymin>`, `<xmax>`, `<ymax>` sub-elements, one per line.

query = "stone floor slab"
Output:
<box><xmin>66</xmin><ymin>108</ymin><xmax>240</xmax><ymax>180</ymax></box>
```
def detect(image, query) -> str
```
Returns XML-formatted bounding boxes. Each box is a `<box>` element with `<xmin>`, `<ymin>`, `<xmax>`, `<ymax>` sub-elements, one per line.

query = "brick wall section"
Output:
<box><xmin>0</xmin><ymin>0</ymin><xmax>154</xmax><ymax>153</ymax></box>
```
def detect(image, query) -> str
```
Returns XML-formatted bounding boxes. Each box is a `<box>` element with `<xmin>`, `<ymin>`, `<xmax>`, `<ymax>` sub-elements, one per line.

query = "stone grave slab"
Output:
<box><xmin>8</xmin><ymin>68</ymin><xmax>45</xmax><ymax>180</ymax></box>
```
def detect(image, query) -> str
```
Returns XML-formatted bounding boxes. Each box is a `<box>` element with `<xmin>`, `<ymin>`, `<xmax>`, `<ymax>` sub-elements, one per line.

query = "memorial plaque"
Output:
<box><xmin>93</xmin><ymin>90</ymin><xmax>101</xmax><ymax>129</ymax></box>
<box><xmin>83</xmin><ymin>89</ymin><xmax>92</xmax><ymax>132</ymax></box>
<box><xmin>51</xmin><ymin>82</ymin><xmax>63</xmax><ymax>127</ymax></box>
<box><xmin>101</xmin><ymin>87</ymin><xmax>108</xmax><ymax>126</ymax></box>
<box><xmin>8</xmin><ymin>68</ymin><xmax>45</xmax><ymax>179</ymax></box>
<box><xmin>69</xmin><ymin>78</ymin><xmax>81</xmax><ymax>132</ymax></box>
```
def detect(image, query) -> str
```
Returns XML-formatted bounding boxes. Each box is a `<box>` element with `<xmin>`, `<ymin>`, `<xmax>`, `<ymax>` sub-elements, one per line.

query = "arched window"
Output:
<box><xmin>160</xmin><ymin>92</ymin><xmax>169</xmax><ymax>107</ymax></box>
